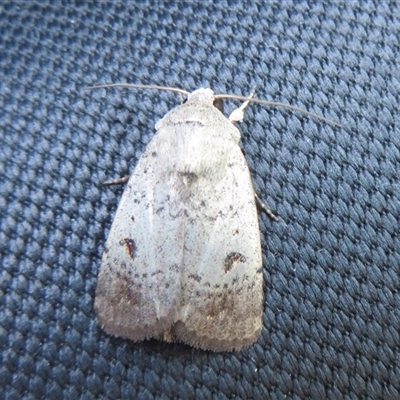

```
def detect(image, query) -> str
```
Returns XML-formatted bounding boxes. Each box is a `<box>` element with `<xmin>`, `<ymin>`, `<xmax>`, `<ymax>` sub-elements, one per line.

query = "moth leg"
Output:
<box><xmin>228</xmin><ymin>87</ymin><xmax>256</xmax><ymax>123</ymax></box>
<box><xmin>255</xmin><ymin>192</ymin><xmax>279</xmax><ymax>221</ymax></box>
<box><xmin>104</xmin><ymin>175</ymin><xmax>130</xmax><ymax>185</ymax></box>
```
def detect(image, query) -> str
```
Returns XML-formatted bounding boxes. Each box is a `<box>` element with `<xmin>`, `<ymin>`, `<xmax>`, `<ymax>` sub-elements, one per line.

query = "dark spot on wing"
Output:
<box><xmin>170</xmin><ymin>264</ymin><xmax>180</xmax><ymax>272</ymax></box>
<box><xmin>224</xmin><ymin>252</ymin><xmax>247</xmax><ymax>273</ymax></box>
<box><xmin>188</xmin><ymin>274</ymin><xmax>202</xmax><ymax>282</ymax></box>
<box><xmin>207</xmin><ymin>291</ymin><xmax>235</xmax><ymax>319</ymax></box>
<box><xmin>119</xmin><ymin>238</ymin><xmax>137</xmax><ymax>260</ymax></box>
<box><xmin>179</xmin><ymin>171</ymin><xmax>198</xmax><ymax>186</ymax></box>
<box><xmin>99</xmin><ymin>271</ymin><xmax>142</xmax><ymax>308</ymax></box>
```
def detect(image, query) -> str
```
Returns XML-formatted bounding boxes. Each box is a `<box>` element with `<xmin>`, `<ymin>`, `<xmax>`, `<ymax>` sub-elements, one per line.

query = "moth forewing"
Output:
<box><xmin>94</xmin><ymin>88</ymin><xmax>264</xmax><ymax>351</ymax></box>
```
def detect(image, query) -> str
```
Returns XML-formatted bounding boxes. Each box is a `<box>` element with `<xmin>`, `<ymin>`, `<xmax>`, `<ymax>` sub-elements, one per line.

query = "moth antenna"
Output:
<box><xmin>87</xmin><ymin>84</ymin><xmax>340</xmax><ymax>127</ymax></box>
<box><xmin>86</xmin><ymin>83</ymin><xmax>190</xmax><ymax>97</ymax></box>
<box><xmin>215</xmin><ymin>94</ymin><xmax>341</xmax><ymax>127</ymax></box>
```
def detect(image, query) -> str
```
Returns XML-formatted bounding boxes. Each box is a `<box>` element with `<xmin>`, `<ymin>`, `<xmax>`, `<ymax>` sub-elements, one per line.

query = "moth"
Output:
<box><xmin>92</xmin><ymin>84</ymin><xmax>339</xmax><ymax>351</ymax></box>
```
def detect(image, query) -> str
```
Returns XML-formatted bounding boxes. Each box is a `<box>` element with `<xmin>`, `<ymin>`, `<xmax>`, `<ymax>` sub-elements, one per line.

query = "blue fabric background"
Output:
<box><xmin>1</xmin><ymin>2</ymin><xmax>400</xmax><ymax>399</ymax></box>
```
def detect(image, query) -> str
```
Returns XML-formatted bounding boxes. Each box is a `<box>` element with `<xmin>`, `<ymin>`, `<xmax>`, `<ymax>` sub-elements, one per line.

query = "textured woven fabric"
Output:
<box><xmin>1</xmin><ymin>2</ymin><xmax>400</xmax><ymax>399</ymax></box>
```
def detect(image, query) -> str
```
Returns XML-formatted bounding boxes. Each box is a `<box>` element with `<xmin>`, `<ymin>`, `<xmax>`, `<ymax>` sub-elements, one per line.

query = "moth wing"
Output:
<box><xmin>173</xmin><ymin>145</ymin><xmax>263</xmax><ymax>352</ymax></box>
<box><xmin>94</xmin><ymin>139</ymin><xmax>185</xmax><ymax>341</ymax></box>
<box><xmin>95</xmin><ymin>95</ymin><xmax>264</xmax><ymax>351</ymax></box>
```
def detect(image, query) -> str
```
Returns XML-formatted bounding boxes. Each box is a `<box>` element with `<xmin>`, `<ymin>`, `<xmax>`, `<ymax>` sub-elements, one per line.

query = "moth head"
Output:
<box><xmin>183</xmin><ymin>88</ymin><xmax>224</xmax><ymax>114</ymax></box>
<box><xmin>186</xmin><ymin>88</ymin><xmax>214</xmax><ymax>105</ymax></box>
